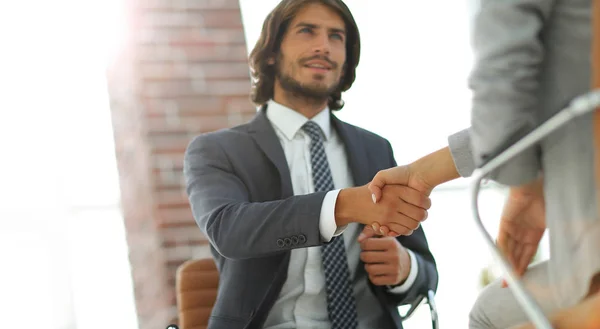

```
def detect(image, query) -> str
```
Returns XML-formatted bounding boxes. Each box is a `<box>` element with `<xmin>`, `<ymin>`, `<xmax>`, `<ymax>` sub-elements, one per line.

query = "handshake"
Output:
<box><xmin>334</xmin><ymin>147</ymin><xmax>459</xmax><ymax>236</ymax></box>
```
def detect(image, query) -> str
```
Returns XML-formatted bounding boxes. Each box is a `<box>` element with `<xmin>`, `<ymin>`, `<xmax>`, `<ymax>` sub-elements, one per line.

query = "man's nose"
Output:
<box><xmin>312</xmin><ymin>33</ymin><xmax>331</xmax><ymax>55</ymax></box>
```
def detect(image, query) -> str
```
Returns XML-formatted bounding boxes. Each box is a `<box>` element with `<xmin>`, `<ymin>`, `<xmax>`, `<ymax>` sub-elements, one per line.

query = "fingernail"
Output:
<box><xmin>358</xmin><ymin>233</ymin><xmax>365</xmax><ymax>241</ymax></box>
<box><xmin>371</xmin><ymin>194</ymin><xmax>376</xmax><ymax>204</ymax></box>
<box><xmin>372</xmin><ymin>224</ymin><xmax>377</xmax><ymax>231</ymax></box>
<box><xmin>380</xmin><ymin>228</ymin><xmax>385</xmax><ymax>235</ymax></box>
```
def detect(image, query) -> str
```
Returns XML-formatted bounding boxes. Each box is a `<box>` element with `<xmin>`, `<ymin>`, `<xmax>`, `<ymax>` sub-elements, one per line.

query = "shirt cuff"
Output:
<box><xmin>319</xmin><ymin>189</ymin><xmax>347</xmax><ymax>242</ymax></box>
<box><xmin>387</xmin><ymin>249</ymin><xmax>419</xmax><ymax>294</ymax></box>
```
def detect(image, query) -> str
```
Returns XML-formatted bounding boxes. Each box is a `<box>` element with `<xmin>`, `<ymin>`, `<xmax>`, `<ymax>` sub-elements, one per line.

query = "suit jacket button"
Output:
<box><xmin>291</xmin><ymin>236</ymin><xmax>299</xmax><ymax>245</ymax></box>
<box><xmin>284</xmin><ymin>237</ymin><xmax>292</xmax><ymax>246</ymax></box>
<box><xmin>298</xmin><ymin>234</ymin><xmax>306</xmax><ymax>244</ymax></box>
<box><xmin>276</xmin><ymin>239</ymin><xmax>285</xmax><ymax>248</ymax></box>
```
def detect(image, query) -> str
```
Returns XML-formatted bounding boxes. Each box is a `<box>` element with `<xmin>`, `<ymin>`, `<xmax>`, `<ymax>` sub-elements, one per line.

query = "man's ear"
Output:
<box><xmin>267</xmin><ymin>57</ymin><xmax>275</xmax><ymax>65</ymax></box>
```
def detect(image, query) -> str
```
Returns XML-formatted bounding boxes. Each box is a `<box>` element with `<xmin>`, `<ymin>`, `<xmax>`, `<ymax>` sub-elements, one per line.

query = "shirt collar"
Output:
<box><xmin>266</xmin><ymin>99</ymin><xmax>331</xmax><ymax>141</ymax></box>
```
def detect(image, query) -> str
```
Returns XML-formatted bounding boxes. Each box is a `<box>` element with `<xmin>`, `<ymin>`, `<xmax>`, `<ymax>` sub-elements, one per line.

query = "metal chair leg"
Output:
<box><xmin>470</xmin><ymin>90</ymin><xmax>600</xmax><ymax>329</ymax></box>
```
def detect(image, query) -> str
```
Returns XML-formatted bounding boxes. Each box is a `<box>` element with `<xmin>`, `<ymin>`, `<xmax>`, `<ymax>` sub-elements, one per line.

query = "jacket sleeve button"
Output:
<box><xmin>298</xmin><ymin>234</ymin><xmax>307</xmax><ymax>244</ymax></box>
<box><xmin>276</xmin><ymin>239</ymin><xmax>285</xmax><ymax>248</ymax></box>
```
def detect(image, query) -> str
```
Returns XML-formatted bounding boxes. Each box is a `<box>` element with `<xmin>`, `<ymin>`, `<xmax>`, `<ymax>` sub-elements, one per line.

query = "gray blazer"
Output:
<box><xmin>467</xmin><ymin>0</ymin><xmax>600</xmax><ymax>307</ymax></box>
<box><xmin>183</xmin><ymin>108</ymin><xmax>439</xmax><ymax>329</ymax></box>
<box><xmin>468</xmin><ymin>0</ymin><xmax>595</xmax><ymax>185</ymax></box>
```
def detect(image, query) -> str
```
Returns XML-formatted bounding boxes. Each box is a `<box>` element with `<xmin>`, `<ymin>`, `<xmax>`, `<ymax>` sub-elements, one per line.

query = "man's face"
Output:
<box><xmin>274</xmin><ymin>3</ymin><xmax>347</xmax><ymax>100</ymax></box>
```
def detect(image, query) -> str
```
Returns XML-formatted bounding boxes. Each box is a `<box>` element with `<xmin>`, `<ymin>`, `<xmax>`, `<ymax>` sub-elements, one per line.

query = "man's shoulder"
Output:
<box><xmin>337</xmin><ymin>119</ymin><xmax>391</xmax><ymax>147</ymax></box>
<box><xmin>186</xmin><ymin>122</ymin><xmax>253</xmax><ymax>153</ymax></box>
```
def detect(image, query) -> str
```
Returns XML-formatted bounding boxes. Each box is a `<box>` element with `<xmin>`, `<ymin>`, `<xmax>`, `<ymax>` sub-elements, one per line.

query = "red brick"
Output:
<box><xmin>149</xmin><ymin>133</ymin><xmax>195</xmax><ymax>153</ymax></box>
<box><xmin>141</xmin><ymin>0</ymin><xmax>240</xmax><ymax>10</ymax></box>
<box><xmin>142</xmin><ymin>10</ymin><xmax>243</xmax><ymax>29</ymax></box>
<box><xmin>165</xmin><ymin>245</ymin><xmax>194</xmax><ymax>263</ymax></box>
<box><xmin>160</xmin><ymin>225</ymin><xmax>207</xmax><ymax>245</ymax></box>
<box><xmin>152</xmin><ymin>152</ymin><xmax>185</xmax><ymax>171</ymax></box>
<box><xmin>140</xmin><ymin>62</ymin><xmax>191</xmax><ymax>79</ymax></box>
<box><xmin>182</xmin><ymin>44</ymin><xmax>248</xmax><ymax>62</ymax></box>
<box><xmin>197</xmin><ymin>9</ymin><xmax>244</xmax><ymax>28</ymax></box>
<box><xmin>144</xmin><ymin>96</ymin><xmax>226</xmax><ymax>117</ymax></box>
<box><xmin>157</xmin><ymin>205</ymin><xmax>195</xmax><ymax>226</ymax></box>
<box><xmin>140</xmin><ymin>62</ymin><xmax>249</xmax><ymax>80</ymax></box>
<box><xmin>206</xmin><ymin>78</ymin><xmax>251</xmax><ymax>95</ymax></box>
<box><xmin>139</xmin><ymin>27</ymin><xmax>246</xmax><ymax>45</ymax></box>
<box><xmin>141</xmin><ymin>62</ymin><xmax>249</xmax><ymax>80</ymax></box>
<box><xmin>142</xmin><ymin>79</ymin><xmax>195</xmax><ymax>97</ymax></box>
<box><xmin>142</xmin><ymin>78</ymin><xmax>250</xmax><ymax>98</ymax></box>
<box><xmin>148</xmin><ymin>114</ymin><xmax>232</xmax><ymax>134</ymax></box>
<box><xmin>153</xmin><ymin>167</ymin><xmax>186</xmax><ymax>189</ymax></box>
<box><xmin>107</xmin><ymin>1</ymin><xmax>248</xmax><ymax>328</ymax></box>
<box><xmin>154</xmin><ymin>188</ymin><xmax>188</xmax><ymax>207</ymax></box>
<box><xmin>191</xmin><ymin>62</ymin><xmax>250</xmax><ymax>79</ymax></box>
<box><xmin>138</xmin><ymin>44</ymin><xmax>248</xmax><ymax>62</ymax></box>
<box><xmin>225</xmin><ymin>95</ymin><xmax>255</xmax><ymax>113</ymax></box>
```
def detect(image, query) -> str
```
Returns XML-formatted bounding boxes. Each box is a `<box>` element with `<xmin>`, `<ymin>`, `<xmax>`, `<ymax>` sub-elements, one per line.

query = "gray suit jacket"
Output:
<box><xmin>183</xmin><ymin>108</ymin><xmax>438</xmax><ymax>329</ymax></box>
<box><xmin>468</xmin><ymin>0</ymin><xmax>600</xmax><ymax>305</ymax></box>
<box><xmin>468</xmin><ymin>0</ymin><xmax>594</xmax><ymax>185</ymax></box>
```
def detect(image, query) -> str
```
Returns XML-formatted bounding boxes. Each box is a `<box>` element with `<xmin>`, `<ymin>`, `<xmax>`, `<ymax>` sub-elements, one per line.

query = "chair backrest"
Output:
<box><xmin>176</xmin><ymin>258</ymin><xmax>219</xmax><ymax>329</ymax></box>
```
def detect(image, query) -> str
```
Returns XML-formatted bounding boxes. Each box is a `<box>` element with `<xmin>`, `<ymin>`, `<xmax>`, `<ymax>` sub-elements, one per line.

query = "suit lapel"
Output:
<box><xmin>332</xmin><ymin>114</ymin><xmax>370</xmax><ymax>233</ymax></box>
<box><xmin>246</xmin><ymin>108</ymin><xmax>370</xmax><ymax>208</ymax></box>
<box><xmin>331</xmin><ymin>113</ymin><xmax>371</xmax><ymax>186</ymax></box>
<box><xmin>247</xmin><ymin>105</ymin><xmax>294</xmax><ymax>198</ymax></box>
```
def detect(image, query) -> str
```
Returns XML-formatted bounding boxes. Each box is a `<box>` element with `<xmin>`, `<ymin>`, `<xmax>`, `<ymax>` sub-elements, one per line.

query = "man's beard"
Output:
<box><xmin>275</xmin><ymin>55</ymin><xmax>340</xmax><ymax>102</ymax></box>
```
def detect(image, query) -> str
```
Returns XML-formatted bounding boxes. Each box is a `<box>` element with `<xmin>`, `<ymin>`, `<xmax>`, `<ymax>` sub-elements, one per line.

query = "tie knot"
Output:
<box><xmin>301</xmin><ymin>121</ymin><xmax>324</xmax><ymax>142</ymax></box>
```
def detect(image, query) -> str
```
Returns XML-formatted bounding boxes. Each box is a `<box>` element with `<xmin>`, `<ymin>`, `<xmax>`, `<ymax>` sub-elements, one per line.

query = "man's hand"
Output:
<box><xmin>358</xmin><ymin>226</ymin><xmax>411</xmax><ymax>286</ymax></box>
<box><xmin>497</xmin><ymin>177</ymin><xmax>546</xmax><ymax>286</ymax></box>
<box><xmin>367</xmin><ymin>147</ymin><xmax>460</xmax><ymax>236</ymax></box>
<box><xmin>335</xmin><ymin>184</ymin><xmax>431</xmax><ymax>236</ymax></box>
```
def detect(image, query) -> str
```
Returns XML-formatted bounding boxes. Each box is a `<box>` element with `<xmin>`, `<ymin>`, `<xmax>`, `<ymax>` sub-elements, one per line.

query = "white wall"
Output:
<box><xmin>0</xmin><ymin>0</ymin><xmax>137</xmax><ymax>328</ymax></box>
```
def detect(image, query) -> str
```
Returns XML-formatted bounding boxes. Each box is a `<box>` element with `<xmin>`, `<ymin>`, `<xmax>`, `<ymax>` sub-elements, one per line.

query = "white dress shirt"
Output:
<box><xmin>262</xmin><ymin>100</ymin><xmax>418</xmax><ymax>329</ymax></box>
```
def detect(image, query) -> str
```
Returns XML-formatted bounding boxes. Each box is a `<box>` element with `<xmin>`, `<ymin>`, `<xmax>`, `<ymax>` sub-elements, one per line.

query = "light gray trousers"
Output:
<box><xmin>470</xmin><ymin>116</ymin><xmax>600</xmax><ymax>329</ymax></box>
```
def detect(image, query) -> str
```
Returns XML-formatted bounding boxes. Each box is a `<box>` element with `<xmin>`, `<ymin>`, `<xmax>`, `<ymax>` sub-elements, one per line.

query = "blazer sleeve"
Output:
<box><xmin>183</xmin><ymin>134</ymin><xmax>326</xmax><ymax>260</ymax></box>
<box><xmin>468</xmin><ymin>0</ymin><xmax>555</xmax><ymax>185</ymax></box>
<box><xmin>382</xmin><ymin>141</ymin><xmax>439</xmax><ymax>305</ymax></box>
<box><xmin>448</xmin><ymin>128</ymin><xmax>476</xmax><ymax>178</ymax></box>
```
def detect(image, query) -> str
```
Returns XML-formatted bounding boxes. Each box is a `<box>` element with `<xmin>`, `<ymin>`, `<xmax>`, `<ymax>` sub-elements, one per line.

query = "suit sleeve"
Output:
<box><xmin>469</xmin><ymin>0</ymin><xmax>555</xmax><ymax>185</ymax></box>
<box><xmin>382</xmin><ymin>141</ymin><xmax>439</xmax><ymax>305</ymax></box>
<box><xmin>448</xmin><ymin>128</ymin><xmax>476</xmax><ymax>178</ymax></box>
<box><xmin>183</xmin><ymin>134</ymin><xmax>326</xmax><ymax>260</ymax></box>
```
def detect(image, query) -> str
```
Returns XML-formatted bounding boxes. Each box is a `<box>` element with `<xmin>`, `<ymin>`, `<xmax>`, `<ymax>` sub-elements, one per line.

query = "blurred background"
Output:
<box><xmin>0</xmin><ymin>0</ymin><xmax>549</xmax><ymax>328</ymax></box>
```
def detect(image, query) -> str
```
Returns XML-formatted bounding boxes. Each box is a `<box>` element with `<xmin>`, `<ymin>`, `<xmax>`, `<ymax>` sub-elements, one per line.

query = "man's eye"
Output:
<box><xmin>299</xmin><ymin>27</ymin><xmax>312</xmax><ymax>34</ymax></box>
<box><xmin>331</xmin><ymin>34</ymin><xmax>344</xmax><ymax>41</ymax></box>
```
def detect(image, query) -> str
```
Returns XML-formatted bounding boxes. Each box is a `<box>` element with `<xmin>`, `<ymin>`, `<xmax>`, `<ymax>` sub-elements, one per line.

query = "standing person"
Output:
<box><xmin>367</xmin><ymin>0</ymin><xmax>600</xmax><ymax>327</ymax></box>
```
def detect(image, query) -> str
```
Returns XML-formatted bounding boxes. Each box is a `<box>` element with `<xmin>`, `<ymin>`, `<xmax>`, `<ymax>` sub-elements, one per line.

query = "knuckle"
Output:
<box><xmin>382</xmin><ymin>207</ymin><xmax>395</xmax><ymax>221</ymax></box>
<box><xmin>362</xmin><ymin>240</ymin><xmax>370</xmax><ymax>250</ymax></box>
<box><xmin>420</xmin><ymin>195</ymin><xmax>429</xmax><ymax>208</ymax></box>
<box><xmin>424</xmin><ymin>196</ymin><xmax>432</xmax><ymax>209</ymax></box>
<box><xmin>416</xmin><ymin>208</ymin><xmax>427</xmax><ymax>222</ymax></box>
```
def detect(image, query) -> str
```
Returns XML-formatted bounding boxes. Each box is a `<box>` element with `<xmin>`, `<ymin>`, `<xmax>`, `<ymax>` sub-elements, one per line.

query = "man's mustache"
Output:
<box><xmin>300</xmin><ymin>55</ymin><xmax>338</xmax><ymax>69</ymax></box>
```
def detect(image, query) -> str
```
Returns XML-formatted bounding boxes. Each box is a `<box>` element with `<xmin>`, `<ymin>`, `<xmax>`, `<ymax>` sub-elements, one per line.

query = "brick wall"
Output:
<box><xmin>106</xmin><ymin>0</ymin><xmax>255</xmax><ymax>327</ymax></box>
